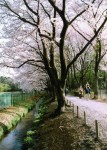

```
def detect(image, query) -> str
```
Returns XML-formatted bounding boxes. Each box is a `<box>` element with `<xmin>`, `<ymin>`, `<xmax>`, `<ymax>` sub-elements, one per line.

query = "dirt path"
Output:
<box><xmin>66</xmin><ymin>95</ymin><xmax>107</xmax><ymax>142</ymax></box>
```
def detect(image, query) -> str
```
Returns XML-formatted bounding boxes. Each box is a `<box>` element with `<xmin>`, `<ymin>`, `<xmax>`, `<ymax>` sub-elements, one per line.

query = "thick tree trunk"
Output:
<box><xmin>50</xmin><ymin>85</ymin><xmax>56</xmax><ymax>102</ymax></box>
<box><xmin>54</xmin><ymin>87</ymin><xmax>65</xmax><ymax>115</ymax></box>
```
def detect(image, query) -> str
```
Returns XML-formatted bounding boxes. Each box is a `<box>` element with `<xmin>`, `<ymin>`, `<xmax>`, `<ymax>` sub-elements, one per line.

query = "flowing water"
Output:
<box><xmin>0</xmin><ymin>99</ymin><xmax>42</xmax><ymax>150</ymax></box>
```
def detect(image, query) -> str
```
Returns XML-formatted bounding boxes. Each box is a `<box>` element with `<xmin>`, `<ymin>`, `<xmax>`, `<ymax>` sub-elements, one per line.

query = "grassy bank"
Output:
<box><xmin>0</xmin><ymin>95</ymin><xmax>40</xmax><ymax>139</ymax></box>
<box><xmin>23</xmin><ymin>95</ymin><xmax>50</xmax><ymax>149</ymax></box>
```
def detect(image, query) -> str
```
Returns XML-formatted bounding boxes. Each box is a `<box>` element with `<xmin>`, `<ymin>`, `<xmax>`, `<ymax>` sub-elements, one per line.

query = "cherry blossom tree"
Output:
<box><xmin>0</xmin><ymin>0</ymin><xmax>107</xmax><ymax>114</ymax></box>
<box><xmin>71</xmin><ymin>0</ymin><xmax>107</xmax><ymax>98</ymax></box>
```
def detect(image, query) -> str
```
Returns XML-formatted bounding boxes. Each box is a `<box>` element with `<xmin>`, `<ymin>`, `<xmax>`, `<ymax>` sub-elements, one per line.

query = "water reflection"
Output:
<box><xmin>0</xmin><ymin>109</ymin><xmax>35</xmax><ymax>150</ymax></box>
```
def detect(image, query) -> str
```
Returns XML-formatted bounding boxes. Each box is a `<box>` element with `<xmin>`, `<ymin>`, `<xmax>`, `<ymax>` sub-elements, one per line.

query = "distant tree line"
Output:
<box><xmin>0</xmin><ymin>76</ymin><xmax>21</xmax><ymax>92</ymax></box>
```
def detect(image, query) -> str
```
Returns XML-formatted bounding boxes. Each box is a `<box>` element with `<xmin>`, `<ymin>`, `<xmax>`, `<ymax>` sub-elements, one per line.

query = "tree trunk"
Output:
<box><xmin>54</xmin><ymin>87</ymin><xmax>65</xmax><ymax>115</ymax></box>
<box><xmin>94</xmin><ymin>74</ymin><xmax>98</xmax><ymax>99</ymax></box>
<box><xmin>50</xmin><ymin>85</ymin><xmax>56</xmax><ymax>102</ymax></box>
<box><xmin>94</xmin><ymin>66</ymin><xmax>99</xmax><ymax>99</ymax></box>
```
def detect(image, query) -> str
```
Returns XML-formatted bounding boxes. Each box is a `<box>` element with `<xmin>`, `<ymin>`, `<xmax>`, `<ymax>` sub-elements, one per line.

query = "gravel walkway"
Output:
<box><xmin>66</xmin><ymin>95</ymin><xmax>107</xmax><ymax>142</ymax></box>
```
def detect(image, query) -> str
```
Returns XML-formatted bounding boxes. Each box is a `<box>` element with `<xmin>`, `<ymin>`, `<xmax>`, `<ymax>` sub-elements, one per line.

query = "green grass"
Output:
<box><xmin>23</xmin><ymin>95</ymin><xmax>49</xmax><ymax>149</ymax></box>
<box><xmin>0</xmin><ymin>97</ymin><xmax>36</xmax><ymax>139</ymax></box>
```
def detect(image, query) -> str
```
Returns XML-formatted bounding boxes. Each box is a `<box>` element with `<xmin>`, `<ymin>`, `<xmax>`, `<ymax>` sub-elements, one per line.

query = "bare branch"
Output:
<box><xmin>23</xmin><ymin>0</ymin><xmax>38</xmax><ymax>16</ymax></box>
<box><xmin>0</xmin><ymin>1</ymin><xmax>37</xmax><ymax>27</ymax></box>
<box><xmin>4</xmin><ymin>59</ymin><xmax>43</xmax><ymax>68</ymax></box>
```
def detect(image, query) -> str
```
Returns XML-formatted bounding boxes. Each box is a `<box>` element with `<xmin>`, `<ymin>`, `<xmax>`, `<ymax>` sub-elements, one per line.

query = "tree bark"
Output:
<box><xmin>54</xmin><ymin>86</ymin><xmax>65</xmax><ymax>115</ymax></box>
<box><xmin>94</xmin><ymin>71</ymin><xmax>98</xmax><ymax>99</ymax></box>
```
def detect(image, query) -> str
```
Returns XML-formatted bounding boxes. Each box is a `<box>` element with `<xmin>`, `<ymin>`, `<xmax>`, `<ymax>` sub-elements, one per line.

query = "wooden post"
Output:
<box><xmin>69</xmin><ymin>101</ymin><xmax>71</xmax><ymax>106</ymax></box>
<box><xmin>67</xmin><ymin>99</ymin><xmax>68</xmax><ymax>105</ymax></box>
<box><xmin>73</xmin><ymin>104</ymin><xmax>74</xmax><ymax>117</ymax></box>
<box><xmin>95</xmin><ymin>120</ymin><xmax>98</xmax><ymax>140</ymax></box>
<box><xmin>77</xmin><ymin>106</ymin><xmax>79</xmax><ymax>118</ymax></box>
<box><xmin>84</xmin><ymin>111</ymin><xmax>86</xmax><ymax>125</ymax></box>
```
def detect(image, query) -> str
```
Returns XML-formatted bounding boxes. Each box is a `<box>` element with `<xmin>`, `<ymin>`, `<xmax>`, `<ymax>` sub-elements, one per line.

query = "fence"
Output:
<box><xmin>66</xmin><ymin>99</ymin><xmax>107</xmax><ymax>142</ymax></box>
<box><xmin>0</xmin><ymin>92</ymin><xmax>34</xmax><ymax>108</ymax></box>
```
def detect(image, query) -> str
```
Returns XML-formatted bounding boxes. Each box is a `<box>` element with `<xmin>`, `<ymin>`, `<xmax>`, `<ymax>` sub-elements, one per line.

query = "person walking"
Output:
<box><xmin>78</xmin><ymin>85</ymin><xmax>83</xmax><ymax>98</ymax></box>
<box><xmin>85</xmin><ymin>82</ymin><xmax>91</xmax><ymax>99</ymax></box>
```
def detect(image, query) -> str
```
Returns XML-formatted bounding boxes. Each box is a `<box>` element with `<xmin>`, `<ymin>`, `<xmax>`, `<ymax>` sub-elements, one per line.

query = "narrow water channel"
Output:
<box><xmin>0</xmin><ymin>99</ymin><xmax>42</xmax><ymax>150</ymax></box>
